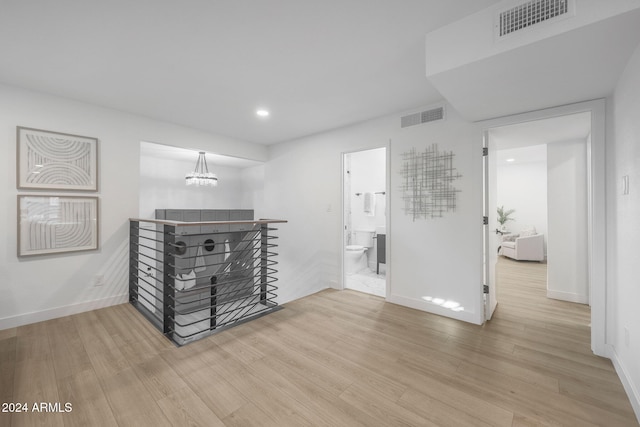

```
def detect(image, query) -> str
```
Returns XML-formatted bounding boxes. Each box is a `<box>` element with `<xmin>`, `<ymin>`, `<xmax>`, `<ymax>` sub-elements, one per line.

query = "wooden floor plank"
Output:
<box><xmin>222</xmin><ymin>402</ymin><xmax>280</xmax><ymax>427</ymax></box>
<box><xmin>338</xmin><ymin>381</ymin><xmax>437</xmax><ymax>426</ymax></box>
<box><xmin>1</xmin><ymin>255</ymin><xmax>637</xmax><ymax>426</ymax></box>
<box><xmin>156</xmin><ymin>388</ymin><xmax>226</xmax><ymax>427</ymax></box>
<box><xmin>56</xmin><ymin>369</ymin><xmax>118</xmax><ymax>427</ymax></box>
<box><xmin>99</xmin><ymin>367</ymin><xmax>172</xmax><ymax>427</ymax></box>
<box><xmin>0</xmin><ymin>334</ymin><xmax>17</xmax><ymax>403</ymax></box>
<box><xmin>12</xmin><ymin>359</ymin><xmax>64</xmax><ymax>427</ymax></box>
<box><xmin>397</xmin><ymin>387</ymin><xmax>509</xmax><ymax>427</ymax></box>
<box><xmin>72</xmin><ymin>310</ymin><xmax>131</xmax><ymax>380</ymax></box>
<box><xmin>181</xmin><ymin>365</ymin><xmax>247</xmax><ymax>420</ymax></box>
<box><xmin>45</xmin><ymin>317</ymin><xmax>93</xmax><ymax>381</ymax></box>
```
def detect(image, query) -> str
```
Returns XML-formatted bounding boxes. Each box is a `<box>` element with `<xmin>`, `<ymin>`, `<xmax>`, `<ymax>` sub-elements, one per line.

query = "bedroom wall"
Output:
<box><xmin>0</xmin><ymin>83</ymin><xmax>267</xmax><ymax>329</ymax></box>
<box><xmin>609</xmin><ymin>40</ymin><xmax>640</xmax><ymax>420</ymax></box>
<box><xmin>496</xmin><ymin>145</ymin><xmax>548</xmax><ymax>253</ymax></box>
<box><xmin>547</xmin><ymin>138</ymin><xmax>589</xmax><ymax>304</ymax></box>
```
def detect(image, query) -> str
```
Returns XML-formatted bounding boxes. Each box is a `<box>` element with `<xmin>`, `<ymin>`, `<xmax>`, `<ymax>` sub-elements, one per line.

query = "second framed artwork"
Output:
<box><xmin>17</xmin><ymin>126</ymin><xmax>98</xmax><ymax>191</ymax></box>
<box><xmin>17</xmin><ymin>195</ymin><xmax>99</xmax><ymax>257</ymax></box>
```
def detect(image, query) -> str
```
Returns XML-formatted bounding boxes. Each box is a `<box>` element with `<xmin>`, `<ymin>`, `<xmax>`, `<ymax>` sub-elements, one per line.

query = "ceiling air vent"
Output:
<box><xmin>498</xmin><ymin>0</ymin><xmax>572</xmax><ymax>38</ymax></box>
<box><xmin>401</xmin><ymin>106</ymin><xmax>444</xmax><ymax>128</ymax></box>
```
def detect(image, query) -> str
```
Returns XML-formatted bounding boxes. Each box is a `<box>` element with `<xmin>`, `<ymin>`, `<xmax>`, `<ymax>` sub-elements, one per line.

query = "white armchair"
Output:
<box><xmin>501</xmin><ymin>233</ymin><xmax>544</xmax><ymax>261</ymax></box>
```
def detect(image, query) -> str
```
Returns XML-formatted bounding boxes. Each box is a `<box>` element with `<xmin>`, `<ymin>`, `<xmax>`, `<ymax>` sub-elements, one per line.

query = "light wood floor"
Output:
<box><xmin>1</xmin><ymin>258</ymin><xmax>638</xmax><ymax>426</ymax></box>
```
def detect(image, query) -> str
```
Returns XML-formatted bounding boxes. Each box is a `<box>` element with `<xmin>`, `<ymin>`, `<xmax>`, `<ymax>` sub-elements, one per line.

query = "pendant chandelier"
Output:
<box><xmin>185</xmin><ymin>151</ymin><xmax>218</xmax><ymax>187</ymax></box>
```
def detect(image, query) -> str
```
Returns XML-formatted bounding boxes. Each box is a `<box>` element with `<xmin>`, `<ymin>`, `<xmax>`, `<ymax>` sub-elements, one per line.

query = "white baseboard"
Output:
<box><xmin>547</xmin><ymin>290</ymin><xmax>589</xmax><ymax>304</ymax></box>
<box><xmin>611</xmin><ymin>348</ymin><xmax>640</xmax><ymax>424</ymax></box>
<box><xmin>0</xmin><ymin>294</ymin><xmax>129</xmax><ymax>330</ymax></box>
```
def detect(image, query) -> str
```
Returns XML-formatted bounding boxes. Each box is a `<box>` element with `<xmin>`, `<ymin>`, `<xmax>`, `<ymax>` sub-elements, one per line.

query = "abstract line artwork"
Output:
<box><xmin>17</xmin><ymin>127</ymin><xmax>98</xmax><ymax>191</ymax></box>
<box><xmin>18</xmin><ymin>195</ymin><xmax>99</xmax><ymax>256</ymax></box>
<box><xmin>399</xmin><ymin>144</ymin><xmax>462</xmax><ymax>220</ymax></box>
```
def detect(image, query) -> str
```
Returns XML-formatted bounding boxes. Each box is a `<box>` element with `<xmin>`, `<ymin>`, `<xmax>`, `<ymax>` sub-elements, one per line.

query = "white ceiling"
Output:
<box><xmin>0</xmin><ymin>0</ymin><xmax>501</xmax><ymax>145</ymax></box>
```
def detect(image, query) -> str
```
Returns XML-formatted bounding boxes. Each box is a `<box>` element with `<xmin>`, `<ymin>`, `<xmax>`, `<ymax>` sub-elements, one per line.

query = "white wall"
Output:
<box><xmin>139</xmin><ymin>142</ymin><xmax>261</xmax><ymax>218</ymax></box>
<box><xmin>348</xmin><ymin>148</ymin><xmax>386</xmax><ymax>234</ymax></box>
<box><xmin>264</xmin><ymin>104</ymin><xmax>484</xmax><ymax>324</ymax></box>
<box><xmin>497</xmin><ymin>145</ymin><xmax>548</xmax><ymax>253</ymax></box>
<box><xmin>389</xmin><ymin>109</ymin><xmax>483</xmax><ymax>323</ymax></box>
<box><xmin>240</xmin><ymin>165</ymin><xmax>266</xmax><ymax>214</ymax></box>
<box><xmin>609</xmin><ymin>41</ymin><xmax>640</xmax><ymax>419</ymax></box>
<box><xmin>263</xmin><ymin>117</ymin><xmax>393</xmax><ymax>304</ymax></box>
<box><xmin>547</xmin><ymin>139</ymin><xmax>589</xmax><ymax>304</ymax></box>
<box><xmin>0</xmin><ymin>84</ymin><xmax>267</xmax><ymax>329</ymax></box>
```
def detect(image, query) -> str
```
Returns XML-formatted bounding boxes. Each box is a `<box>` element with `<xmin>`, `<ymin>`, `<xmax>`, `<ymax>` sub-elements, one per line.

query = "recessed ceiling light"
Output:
<box><xmin>256</xmin><ymin>109</ymin><xmax>269</xmax><ymax>117</ymax></box>
<box><xmin>506</xmin><ymin>158</ymin><xmax>515</xmax><ymax>162</ymax></box>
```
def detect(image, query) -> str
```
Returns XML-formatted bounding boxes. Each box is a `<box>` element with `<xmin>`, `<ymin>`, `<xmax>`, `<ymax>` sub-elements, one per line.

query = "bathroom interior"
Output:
<box><xmin>343</xmin><ymin>147</ymin><xmax>387</xmax><ymax>297</ymax></box>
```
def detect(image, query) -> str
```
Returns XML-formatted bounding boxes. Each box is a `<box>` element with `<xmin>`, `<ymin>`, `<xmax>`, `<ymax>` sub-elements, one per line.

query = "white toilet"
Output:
<box><xmin>345</xmin><ymin>230</ymin><xmax>375</xmax><ymax>275</ymax></box>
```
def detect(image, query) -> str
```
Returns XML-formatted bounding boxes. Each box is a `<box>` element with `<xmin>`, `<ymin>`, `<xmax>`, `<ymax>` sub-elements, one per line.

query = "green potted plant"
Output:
<box><xmin>496</xmin><ymin>205</ymin><xmax>515</xmax><ymax>232</ymax></box>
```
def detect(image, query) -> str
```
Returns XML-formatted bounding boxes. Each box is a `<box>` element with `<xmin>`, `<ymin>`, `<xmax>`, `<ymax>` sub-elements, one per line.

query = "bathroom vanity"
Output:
<box><xmin>377</xmin><ymin>233</ymin><xmax>386</xmax><ymax>274</ymax></box>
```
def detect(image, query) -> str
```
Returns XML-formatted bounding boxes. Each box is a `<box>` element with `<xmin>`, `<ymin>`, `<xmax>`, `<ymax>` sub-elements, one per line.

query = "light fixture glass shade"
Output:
<box><xmin>185</xmin><ymin>152</ymin><xmax>218</xmax><ymax>187</ymax></box>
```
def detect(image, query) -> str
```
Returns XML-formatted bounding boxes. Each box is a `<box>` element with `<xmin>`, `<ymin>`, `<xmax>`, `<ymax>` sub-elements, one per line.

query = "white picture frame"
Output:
<box><xmin>18</xmin><ymin>195</ymin><xmax>99</xmax><ymax>256</ymax></box>
<box><xmin>17</xmin><ymin>126</ymin><xmax>98</xmax><ymax>191</ymax></box>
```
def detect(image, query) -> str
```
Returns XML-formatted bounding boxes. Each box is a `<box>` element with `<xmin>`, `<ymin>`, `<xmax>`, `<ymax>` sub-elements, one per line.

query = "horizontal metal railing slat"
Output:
<box><xmin>129</xmin><ymin>219</ymin><xmax>283</xmax><ymax>346</ymax></box>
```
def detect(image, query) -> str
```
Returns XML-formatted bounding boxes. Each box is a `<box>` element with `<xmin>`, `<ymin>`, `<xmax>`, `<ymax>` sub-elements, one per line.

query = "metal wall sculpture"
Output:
<box><xmin>399</xmin><ymin>144</ymin><xmax>462</xmax><ymax>220</ymax></box>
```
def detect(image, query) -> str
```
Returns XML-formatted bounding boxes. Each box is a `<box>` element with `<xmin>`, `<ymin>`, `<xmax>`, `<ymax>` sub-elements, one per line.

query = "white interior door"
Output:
<box><xmin>483</xmin><ymin>131</ymin><xmax>498</xmax><ymax>321</ymax></box>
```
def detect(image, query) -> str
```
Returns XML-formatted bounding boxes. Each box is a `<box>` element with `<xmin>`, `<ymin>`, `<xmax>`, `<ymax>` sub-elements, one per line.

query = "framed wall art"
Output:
<box><xmin>17</xmin><ymin>126</ymin><xmax>98</xmax><ymax>191</ymax></box>
<box><xmin>18</xmin><ymin>195</ymin><xmax>99</xmax><ymax>256</ymax></box>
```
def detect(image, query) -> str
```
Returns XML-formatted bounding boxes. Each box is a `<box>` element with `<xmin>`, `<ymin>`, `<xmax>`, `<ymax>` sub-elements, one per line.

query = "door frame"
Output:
<box><xmin>479</xmin><ymin>99</ymin><xmax>607</xmax><ymax>357</ymax></box>
<box><xmin>340</xmin><ymin>146</ymin><xmax>390</xmax><ymax>299</ymax></box>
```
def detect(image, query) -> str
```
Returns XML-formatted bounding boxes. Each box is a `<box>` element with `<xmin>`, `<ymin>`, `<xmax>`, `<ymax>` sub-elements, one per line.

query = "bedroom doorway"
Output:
<box><xmin>486</xmin><ymin>111</ymin><xmax>591</xmax><ymax>315</ymax></box>
<box><xmin>481</xmin><ymin>100</ymin><xmax>606</xmax><ymax>357</ymax></box>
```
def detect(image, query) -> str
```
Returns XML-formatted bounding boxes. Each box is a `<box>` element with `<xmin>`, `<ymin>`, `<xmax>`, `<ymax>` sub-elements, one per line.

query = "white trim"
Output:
<box><xmin>385</xmin><ymin>139</ymin><xmax>392</xmax><ymax>300</ymax></box>
<box><xmin>546</xmin><ymin>290</ymin><xmax>589</xmax><ymax>304</ymax></box>
<box><xmin>611</xmin><ymin>348</ymin><xmax>640</xmax><ymax>423</ymax></box>
<box><xmin>0</xmin><ymin>294</ymin><xmax>128</xmax><ymax>330</ymax></box>
<box><xmin>478</xmin><ymin>99</ymin><xmax>607</xmax><ymax>357</ymax></box>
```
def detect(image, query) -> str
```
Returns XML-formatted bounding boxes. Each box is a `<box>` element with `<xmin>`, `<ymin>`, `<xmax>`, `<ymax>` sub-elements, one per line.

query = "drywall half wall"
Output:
<box><xmin>609</xmin><ymin>39</ymin><xmax>640</xmax><ymax>421</ymax></box>
<box><xmin>547</xmin><ymin>138</ymin><xmax>589</xmax><ymax>304</ymax></box>
<box><xmin>264</xmin><ymin>104</ymin><xmax>484</xmax><ymax>324</ymax></box>
<box><xmin>0</xmin><ymin>84</ymin><xmax>267</xmax><ymax>329</ymax></box>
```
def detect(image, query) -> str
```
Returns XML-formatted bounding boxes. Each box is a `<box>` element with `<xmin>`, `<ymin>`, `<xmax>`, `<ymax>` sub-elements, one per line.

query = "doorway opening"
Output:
<box><xmin>482</xmin><ymin>100</ymin><xmax>606</xmax><ymax>356</ymax></box>
<box><xmin>342</xmin><ymin>147</ymin><xmax>387</xmax><ymax>297</ymax></box>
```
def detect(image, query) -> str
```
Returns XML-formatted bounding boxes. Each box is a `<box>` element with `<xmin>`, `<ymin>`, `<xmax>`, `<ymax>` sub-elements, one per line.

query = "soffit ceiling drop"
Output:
<box><xmin>0</xmin><ymin>0</ymin><xmax>502</xmax><ymax>145</ymax></box>
<box><xmin>426</xmin><ymin>6</ymin><xmax>640</xmax><ymax>122</ymax></box>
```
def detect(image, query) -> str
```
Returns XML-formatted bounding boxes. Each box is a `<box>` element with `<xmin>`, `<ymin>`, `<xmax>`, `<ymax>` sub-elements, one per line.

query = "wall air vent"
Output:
<box><xmin>401</xmin><ymin>106</ymin><xmax>445</xmax><ymax>128</ymax></box>
<box><xmin>497</xmin><ymin>0</ymin><xmax>572</xmax><ymax>38</ymax></box>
